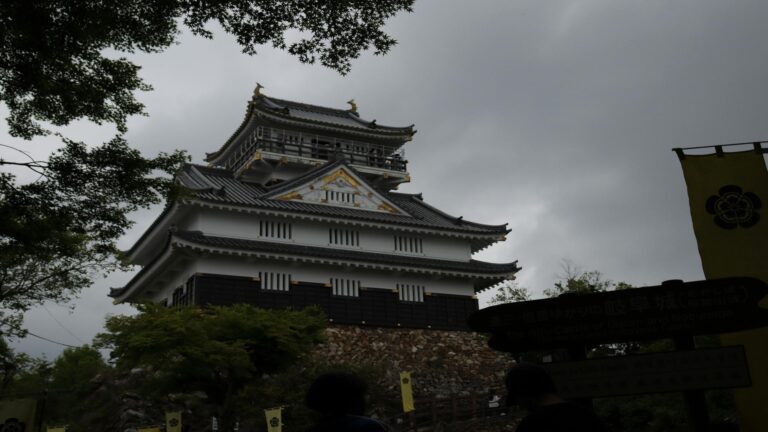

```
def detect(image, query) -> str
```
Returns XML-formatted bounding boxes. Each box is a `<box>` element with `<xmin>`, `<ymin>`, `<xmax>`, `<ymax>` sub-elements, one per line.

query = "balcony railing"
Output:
<box><xmin>226</xmin><ymin>126</ymin><xmax>407</xmax><ymax>173</ymax></box>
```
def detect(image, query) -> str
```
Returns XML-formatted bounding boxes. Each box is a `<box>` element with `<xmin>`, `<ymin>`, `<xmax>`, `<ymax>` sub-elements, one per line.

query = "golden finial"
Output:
<box><xmin>253</xmin><ymin>83</ymin><xmax>264</xmax><ymax>98</ymax></box>
<box><xmin>347</xmin><ymin>99</ymin><xmax>358</xmax><ymax>113</ymax></box>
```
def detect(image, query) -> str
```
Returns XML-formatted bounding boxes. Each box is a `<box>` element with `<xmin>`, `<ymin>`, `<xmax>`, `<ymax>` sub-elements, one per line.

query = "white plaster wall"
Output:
<box><xmin>194</xmin><ymin>255</ymin><xmax>476</xmax><ymax>296</ymax></box>
<box><xmin>179</xmin><ymin>210</ymin><xmax>201</xmax><ymax>232</ymax></box>
<box><xmin>193</xmin><ymin>208</ymin><xmax>472</xmax><ymax>261</ymax></box>
<box><xmin>360</xmin><ymin>229</ymin><xmax>471</xmax><ymax>260</ymax></box>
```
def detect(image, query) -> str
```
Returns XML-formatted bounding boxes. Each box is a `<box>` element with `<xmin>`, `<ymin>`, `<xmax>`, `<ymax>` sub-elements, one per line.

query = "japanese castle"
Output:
<box><xmin>112</xmin><ymin>87</ymin><xmax>519</xmax><ymax>330</ymax></box>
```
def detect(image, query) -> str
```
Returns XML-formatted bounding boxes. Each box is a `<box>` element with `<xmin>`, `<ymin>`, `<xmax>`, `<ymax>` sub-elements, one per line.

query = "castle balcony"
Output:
<box><xmin>226</xmin><ymin>126</ymin><xmax>409</xmax><ymax>184</ymax></box>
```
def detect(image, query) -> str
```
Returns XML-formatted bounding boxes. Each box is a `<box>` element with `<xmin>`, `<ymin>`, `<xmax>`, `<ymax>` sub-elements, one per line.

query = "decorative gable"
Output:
<box><xmin>268</xmin><ymin>166</ymin><xmax>408</xmax><ymax>215</ymax></box>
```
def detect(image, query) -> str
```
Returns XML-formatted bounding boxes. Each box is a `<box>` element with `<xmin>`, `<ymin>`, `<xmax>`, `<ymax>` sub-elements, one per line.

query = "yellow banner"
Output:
<box><xmin>47</xmin><ymin>428</ymin><xmax>67</xmax><ymax>432</ymax></box>
<box><xmin>679</xmin><ymin>148</ymin><xmax>768</xmax><ymax>432</ymax></box>
<box><xmin>400</xmin><ymin>371</ymin><xmax>415</xmax><ymax>413</ymax></box>
<box><xmin>264</xmin><ymin>407</ymin><xmax>282</xmax><ymax>432</ymax></box>
<box><xmin>165</xmin><ymin>411</ymin><xmax>182</xmax><ymax>432</ymax></box>
<box><xmin>680</xmin><ymin>149</ymin><xmax>768</xmax><ymax>281</ymax></box>
<box><xmin>0</xmin><ymin>398</ymin><xmax>37</xmax><ymax>430</ymax></box>
<box><xmin>137</xmin><ymin>428</ymin><xmax>161</xmax><ymax>432</ymax></box>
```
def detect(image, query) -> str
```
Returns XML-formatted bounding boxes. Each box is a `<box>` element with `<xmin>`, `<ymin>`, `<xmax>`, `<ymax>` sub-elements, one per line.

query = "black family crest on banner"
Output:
<box><xmin>705</xmin><ymin>185</ymin><xmax>761</xmax><ymax>229</ymax></box>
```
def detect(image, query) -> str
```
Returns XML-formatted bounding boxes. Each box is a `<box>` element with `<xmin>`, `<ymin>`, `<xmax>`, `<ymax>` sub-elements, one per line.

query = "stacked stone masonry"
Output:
<box><xmin>311</xmin><ymin>324</ymin><xmax>514</xmax><ymax>399</ymax></box>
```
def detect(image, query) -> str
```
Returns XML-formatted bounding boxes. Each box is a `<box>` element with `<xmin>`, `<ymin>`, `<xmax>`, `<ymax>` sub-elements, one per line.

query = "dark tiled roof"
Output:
<box><xmin>178</xmin><ymin>163</ymin><xmax>509</xmax><ymax>236</ymax></box>
<box><xmin>263</xmin><ymin>96</ymin><xmax>414</xmax><ymax>133</ymax></box>
<box><xmin>206</xmin><ymin>94</ymin><xmax>415</xmax><ymax>162</ymax></box>
<box><xmin>175</xmin><ymin>231</ymin><xmax>520</xmax><ymax>276</ymax></box>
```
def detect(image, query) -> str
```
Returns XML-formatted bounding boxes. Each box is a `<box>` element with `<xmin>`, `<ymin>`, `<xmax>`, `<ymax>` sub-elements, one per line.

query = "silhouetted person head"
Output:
<box><xmin>306</xmin><ymin>372</ymin><xmax>368</xmax><ymax>416</ymax></box>
<box><xmin>505</xmin><ymin>363</ymin><xmax>559</xmax><ymax>411</ymax></box>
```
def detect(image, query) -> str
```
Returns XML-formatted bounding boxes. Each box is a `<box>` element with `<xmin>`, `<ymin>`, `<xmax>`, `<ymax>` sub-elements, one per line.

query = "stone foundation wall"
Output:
<box><xmin>311</xmin><ymin>324</ymin><xmax>514</xmax><ymax>398</ymax></box>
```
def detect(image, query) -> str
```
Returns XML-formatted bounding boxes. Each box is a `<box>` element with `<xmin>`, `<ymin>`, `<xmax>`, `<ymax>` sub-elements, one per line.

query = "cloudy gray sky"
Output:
<box><xmin>4</xmin><ymin>0</ymin><xmax>768</xmax><ymax>358</ymax></box>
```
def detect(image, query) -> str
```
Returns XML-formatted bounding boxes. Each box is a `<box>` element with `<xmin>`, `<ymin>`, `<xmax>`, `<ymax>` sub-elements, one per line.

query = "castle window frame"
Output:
<box><xmin>394</xmin><ymin>235</ymin><xmax>423</xmax><ymax>254</ymax></box>
<box><xmin>397</xmin><ymin>283</ymin><xmax>425</xmax><ymax>302</ymax></box>
<box><xmin>325</xmin><ymin>190</ymin><xmax>356</xmax><ymax>205</ymax></box>
<box><xmin>259</xmin><ymin>271</ymin><xmax>291</xmax><ymax>292</ymax></box>
<box><xmin>331</xmin><ymin>278</ymin><xmax>360</xmax><ymax>297</ymax></box>
<box><xmin>329</xmin><ymin>228</ymin><xmax>360</xmax><ymax>247</ymax></box>
<box><xmin>259</xmin><ymin>220</ymin><xmax>292</xmax><ymax>240</ymax></box>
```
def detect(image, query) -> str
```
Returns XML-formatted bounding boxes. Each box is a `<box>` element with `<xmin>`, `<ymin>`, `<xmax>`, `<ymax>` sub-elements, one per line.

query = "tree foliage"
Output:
<box><xmin>0</xmin><ymin>138</ymin><xmax>187</xmax><ymax>337</ymax></box>
<box><xmin>95</xmin><ymin>303</ymin><xmax>326</xmax><ymax>429</ymax></box>
<box><xmin>0</xmin><ymin>345</ymin><xmax>52</xmax><ymax>398</ymax></box>
<box><xmin>543</xmin><ymin>260</ymin><xmax>633</xmax><ymax>297</ymax></box>
<box><xmin>0</xmin><ymin>0</ymin><xmax>415</xmax><ymax>138</ymax></box>
<box><xmin>488</xmin><ymin>281</ymin><xmax>531</xmax><ymax>305</ymax></box>
<box><xmin>488</xmin><ymin>262</ymin><xmax>630</xmax><ymax>305</ymax></box>
<box><xmin>44</xmin><ymin>346</ymin><xmax>109</xmax><ymax>425</ymax></box>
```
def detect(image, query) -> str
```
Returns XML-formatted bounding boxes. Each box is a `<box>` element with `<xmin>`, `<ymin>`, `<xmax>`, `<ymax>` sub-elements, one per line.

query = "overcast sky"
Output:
<box><xmin>4</xmin><ymin>0</ymin><xmax>768</xmax><ymax>359</ymax></box>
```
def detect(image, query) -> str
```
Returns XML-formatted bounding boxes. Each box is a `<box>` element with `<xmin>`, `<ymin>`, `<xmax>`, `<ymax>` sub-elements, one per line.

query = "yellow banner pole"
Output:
<box><xmin>678</xmin><ymin>147</ymin><xmax>768</xmax><ymax>432</ymax></box>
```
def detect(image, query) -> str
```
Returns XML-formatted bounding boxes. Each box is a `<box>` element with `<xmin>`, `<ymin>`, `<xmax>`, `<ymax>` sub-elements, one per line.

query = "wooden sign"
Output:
<box><xmin>468</xmin><ymin>277</ymin><xmax>768</xmax><ymax>352</ymax></box>
<box><xmin>544</xmin><ymin>346</ymin><xmax>751</xmax><ymax>399</ymax></box>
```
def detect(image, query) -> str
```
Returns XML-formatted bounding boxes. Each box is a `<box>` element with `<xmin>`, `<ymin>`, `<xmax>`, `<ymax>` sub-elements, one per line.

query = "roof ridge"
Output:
<box><xmin>265</xmin><ymin>96</ymin><xmax>352</xmax><ymax>118</ymax></box>
<box><xmin>185</xmin><ymin>163</ymin><xmax>233</xmax><ymax>177</ymax></box>
<box><xmin>259</xmin><ymin>95</ymin><xmax>415</xmax><ymax>132</ymax></box>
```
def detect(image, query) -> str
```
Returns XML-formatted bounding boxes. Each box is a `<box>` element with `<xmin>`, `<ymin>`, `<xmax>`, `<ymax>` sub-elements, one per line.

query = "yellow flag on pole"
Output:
<box><xmin>400</xmin><ymin>371</ymin><xmax>415</xmax><ymax>413</ymax></box>
<box><xmin>165</xmin><ymin>411</ymin><xmax>182</xmax><ymax>432</ymax></box>
<box><xmin>264</xmin><ymin>407</ymin><xmax>283</xmax><ymax>432</ymax></box>
<box><xmin>678</xmin><ymin>146</ymin><xmax>768</xmax><ymax>432</ymax></box>
<box><xmin>679</xmin><ymin>149</ymin><xmax>768</xmax><ymax>280</ymax></box>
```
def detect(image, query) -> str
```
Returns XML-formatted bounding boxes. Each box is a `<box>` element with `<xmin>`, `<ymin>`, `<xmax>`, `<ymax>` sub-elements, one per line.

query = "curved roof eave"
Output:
<box><xmin>122</xmin><ymin>202</ymin><xmax>184</xmax><ymax>264</ymax></box>
<box><xmin>403</xmin><ymin>193</ymin><xmax>510</xmax><ymax>232</ymax></box>
<box><xmin>110</xmin><ymin>232</ymin><xmax>177</xmax><ymax>303</ymax></box>
<box><xmin>190</xmin><ymin>196</ymin><xmax>508</xmax><ymax>238</ymax></box>
<box><xmin>112</xmin><ymin>230</ymin><xmax>520</xmax><ymax>302</ymax></box>
<box><xmin>173</xmin><ymin>231</ymin><xmax>520</xmax><ymax>276</ymax></box>
<box><xmin>176</xmin><ymin>163</ymin><xmax>510</xmax><ymax>236</ymax></box>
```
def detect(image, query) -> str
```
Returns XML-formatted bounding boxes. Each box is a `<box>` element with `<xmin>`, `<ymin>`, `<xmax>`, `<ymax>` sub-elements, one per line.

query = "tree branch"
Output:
<box><xmin>0</xmin><ymin>160</ymin><xmax>48</xmax><ymax>178</ymax></box>
<box><xmin>0</xmin><ymin>144</ymin><xmax>37</xmax><ymax>163</ymax></box>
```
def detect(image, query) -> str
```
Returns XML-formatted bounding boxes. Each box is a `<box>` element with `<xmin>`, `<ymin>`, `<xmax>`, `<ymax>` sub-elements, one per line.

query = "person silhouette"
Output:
<box><xmin>305</xmin><ymin>372</ymin><xmax>388</xmax><ymax>432</ymax></box>
<box><xmin>505</xmin><ymin>363</ymin><xmax>608</xmax><ymax>432</ymax></box>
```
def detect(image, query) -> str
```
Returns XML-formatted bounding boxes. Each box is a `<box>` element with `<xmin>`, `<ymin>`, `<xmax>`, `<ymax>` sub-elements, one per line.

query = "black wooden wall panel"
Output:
<box><xmin>191</xmin><ymin>274</ymin><xmax>477</xmax><ymax>331</ymax></box>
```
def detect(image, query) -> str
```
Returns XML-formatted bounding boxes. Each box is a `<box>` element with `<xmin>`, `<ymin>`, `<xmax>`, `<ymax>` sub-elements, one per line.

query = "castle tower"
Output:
<box><xmin>112</xmin><ymin>88</ymin><xmax>519</xmax><ymax>332</ymax></box>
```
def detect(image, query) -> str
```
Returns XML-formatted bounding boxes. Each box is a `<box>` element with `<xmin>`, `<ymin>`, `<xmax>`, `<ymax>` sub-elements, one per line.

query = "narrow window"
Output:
<box><xmin>329</xmin><ymin>228</ymin><xmax>360</xmax><ymax>247</ymax></box>
<box><xmin>394</xmin><ymin>235</ymin><xmax>423</xmax><ymax>253</ymax></box>
<box><xmin>260</xmin><ymin>271</ymin><xmax>290</xmax><ymax>291</ymax></box>
<box><xmin>259</xmin><ymin>220</ymin><xmax>293</xmax><ymax>240</ymax></box>
<box><xmin>397</xmin><ymin>284</ymin><xmax>425</xmax><ymax>302</ymax></box>
<box><xmin>325</xmin><ymin>190</ymin><xmax>356</xmax><ymax>205</ymax></box>
<box><xmin>332</xmin><ymin>278</ymin><xmax>360</xmax><ymax>297</ymax></box>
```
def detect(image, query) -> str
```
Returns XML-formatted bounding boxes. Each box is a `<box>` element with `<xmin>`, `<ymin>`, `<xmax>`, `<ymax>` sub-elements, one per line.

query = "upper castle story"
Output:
<box><xmin>204</xmin><ymin>85</ymin><xmax>416</xmax><ymax>189</ymax></box>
